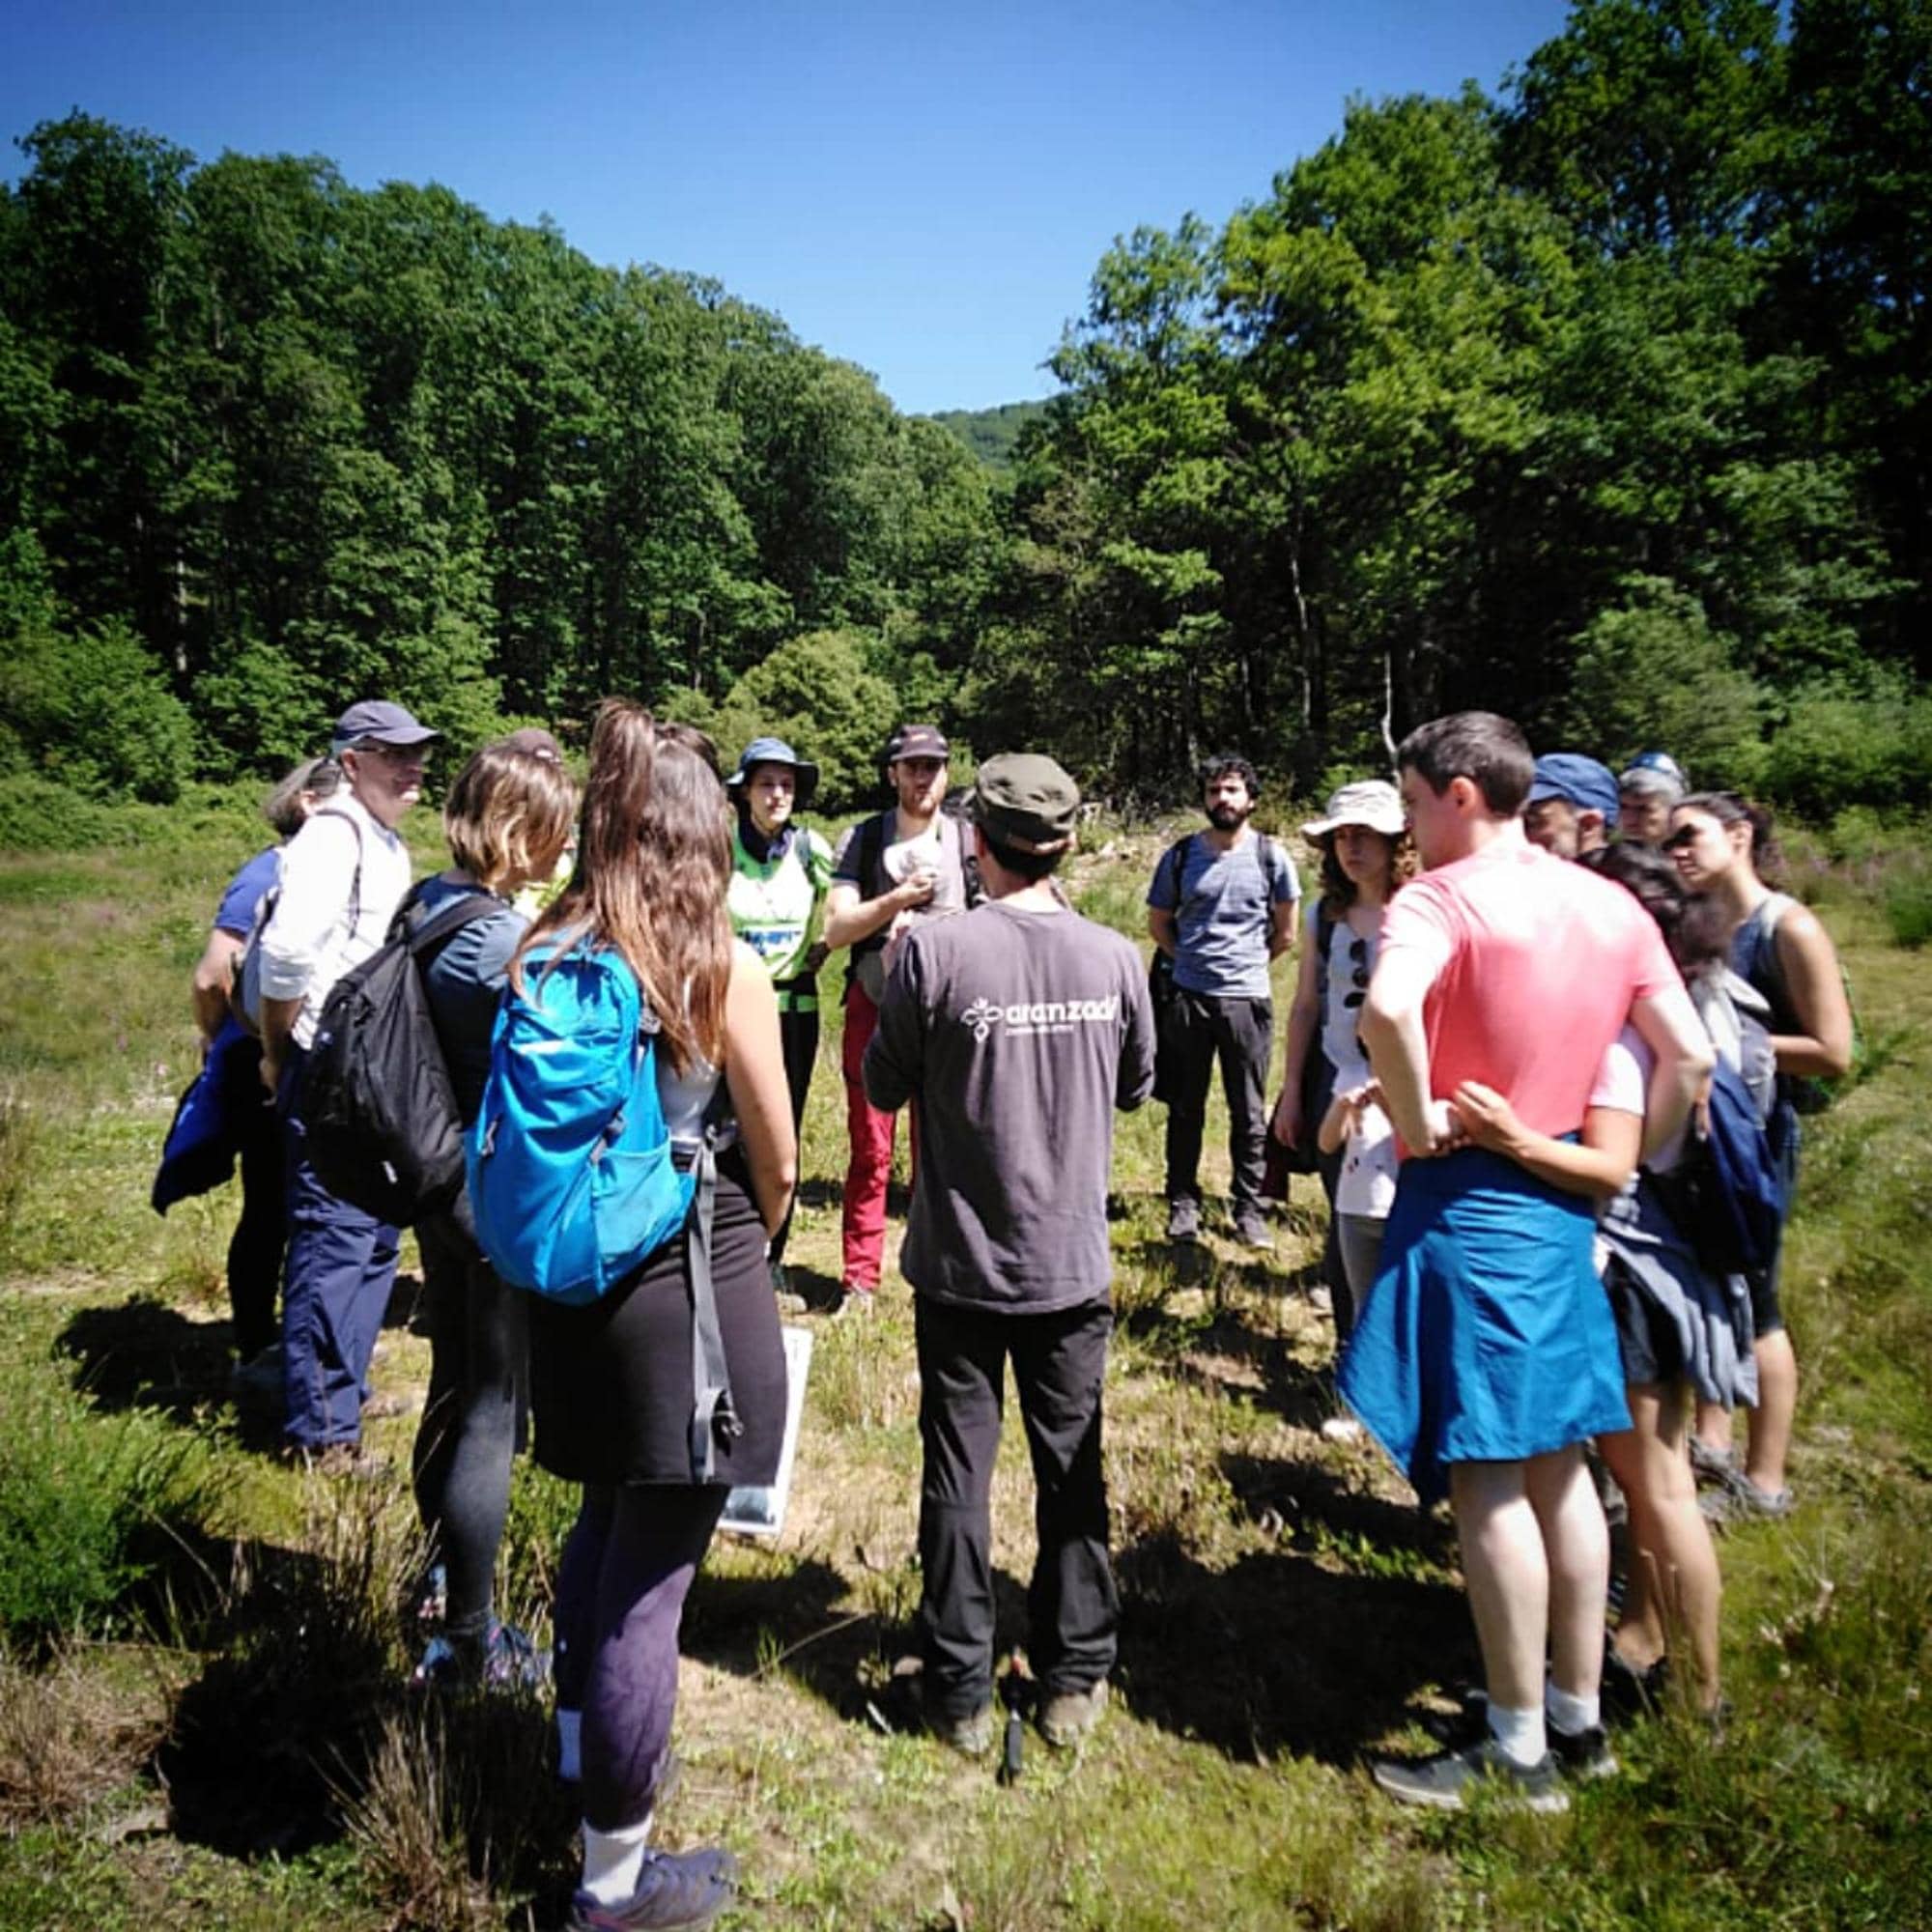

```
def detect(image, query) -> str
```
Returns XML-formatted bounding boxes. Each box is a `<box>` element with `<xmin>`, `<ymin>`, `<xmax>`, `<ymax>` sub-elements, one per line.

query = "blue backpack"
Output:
<box><xmin>468</xmin><ymin>940</ymin><xmax>696</xmax><ymax>1306</ymax></box>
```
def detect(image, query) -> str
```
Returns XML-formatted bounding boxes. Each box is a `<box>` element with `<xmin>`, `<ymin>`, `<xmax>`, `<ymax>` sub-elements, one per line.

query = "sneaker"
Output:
<box><xmin>567</xmin><ymin>1847</ymin><xmax>739</xmax><ymax>1931</ymax></box>
<box><xmin>1548</xmin><ymin>1723</ymin><xmax>1618</xmax><ymax>1780</ymax></box>
<box><xmin>1233</xmin><ymin>1208</ymin><xmax>1274</xmax><ymax>1252</ymax></box>
<box><xmin>1372</xmin><ymin>1737</ymin><xmax>1569</xmax><ymax>1814</ymax></box>
<box><xmin>412</xmin><ymin>1621</ymin><xmax>551</xmax><ymax>1691</ymax></box>
<box><xmin>1037</xmin><ymin>1678</ymin><xmax>1108</xmax><ymax>1749</ymax></box>
<box><xmin>1688</xmin><ymin>1435</ymin><xmax>1738</xmax><ymax>1486</ymax></box>
<box><xmin>1721</xmin><ymin>1469</ymin><xmax>1794</xmax><ymax>1519</ymax></box>
<box><xmin>1165</xmin><ymin>1199</ymin><xmax>1201</xmax><ymax>1244</ymax></box>
<box><xmin>1319</xmin><ymin>1414</ymin><xmax>1364</xmax><ymax>1445</ymax></box>
<box><xmin>832</xmin><ymin>1285</ymin><xmax>875</xmax><ymax>1320</ymax></box>
<box><xmin>769</xmin><ymin>1260</ymin><xmax>808</xmax><ymax>1316</ymax></box>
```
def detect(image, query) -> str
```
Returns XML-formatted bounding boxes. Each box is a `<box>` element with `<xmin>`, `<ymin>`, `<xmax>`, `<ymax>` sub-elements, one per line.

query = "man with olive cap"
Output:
<box><xmin>259</xmin><ymin>697</ymin><xmax>438</xmax><ymax>1470</ymax></box>
<box><xmin>725</xmin><ymin>736</ymin><xmax>836</xmax><ymax>1289</ymax></box>
<box><xmin>864</xmin><ymin>753</ymin><xmax>1156</xmax><ymax>1756</ymax></box>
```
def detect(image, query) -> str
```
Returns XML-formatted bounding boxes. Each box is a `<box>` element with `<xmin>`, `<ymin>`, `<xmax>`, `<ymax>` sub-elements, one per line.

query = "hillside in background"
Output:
<box><xmin>923</xmin><ymin>399</ymin><xmax>1052</xmax><ymax>473</ymax></box>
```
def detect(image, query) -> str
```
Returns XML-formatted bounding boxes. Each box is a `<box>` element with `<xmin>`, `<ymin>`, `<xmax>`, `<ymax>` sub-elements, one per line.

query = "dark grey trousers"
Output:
<box><xmin>914</xmin><ymin>1295</ymin><xmax>1117</xmax><ymax>1719</ymax></box>
<box><xmin>1162</xmin><ymin>989</ymin><xmax>1274</xmax><ymax>1214</ymax></box>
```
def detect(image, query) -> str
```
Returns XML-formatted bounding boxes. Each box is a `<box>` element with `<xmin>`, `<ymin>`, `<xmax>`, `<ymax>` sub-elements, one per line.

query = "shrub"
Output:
<box><xmin>0</xmin><ymin>1332</ymin><xmax>225</xmax><ymax>1650</ymax></box>
<box><xmin>1885</xmin><ymin>868</ymin><xmax>1932</xmax><ymax>950</ymax></box>
<box><xmin>1567</xmin><ymin>575</ymin><xmax>1769</xmax><ymax>790</ymax></box>
<box><xmin>1761</xmin><ymin>670</ymin><xmax>1932</xmax><ymax>821</ymax></box>
<box><xmin>0</xmin><ymin>618</ymin><xmax>194</xmax><ymax>803</ymax></box>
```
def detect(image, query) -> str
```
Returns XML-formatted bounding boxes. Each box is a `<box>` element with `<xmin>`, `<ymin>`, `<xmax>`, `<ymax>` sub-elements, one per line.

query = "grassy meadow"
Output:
<box><xmin>1</xmin><ymin>790</ymin><xmax>1928</xmax><ymax>1931</ymax></box>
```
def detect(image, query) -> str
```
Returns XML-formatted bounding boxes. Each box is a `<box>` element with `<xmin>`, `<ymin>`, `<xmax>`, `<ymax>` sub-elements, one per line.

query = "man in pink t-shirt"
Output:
<box><xmin>1341</xmin><ymin>712</ymin><xmax>1712</xmax><ymax>1813</ymax></box>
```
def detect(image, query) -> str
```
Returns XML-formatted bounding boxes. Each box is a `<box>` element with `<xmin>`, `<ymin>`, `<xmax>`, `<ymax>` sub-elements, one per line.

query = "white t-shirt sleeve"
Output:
<box><xmin>1588</xmin><ymin>1024</ymin><xmax>1650</xmax><ymax>1116</ymax></box>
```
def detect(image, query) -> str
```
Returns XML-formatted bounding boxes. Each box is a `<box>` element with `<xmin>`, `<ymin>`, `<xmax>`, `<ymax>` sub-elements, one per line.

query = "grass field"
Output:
<box><xmin>1</xmin><ymin>791</ymin><xmax>1927</xmax><ymax>1931</ymax></box>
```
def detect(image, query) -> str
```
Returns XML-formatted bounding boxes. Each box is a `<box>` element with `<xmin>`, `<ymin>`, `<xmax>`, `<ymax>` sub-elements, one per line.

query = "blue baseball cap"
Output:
<box><xmin>725</xmin><ymin>736</ymin><xmax>819</xmax><ymax>810</ymax></box>
<box><xmin>330</xmin><ymin>698</ymin><xmax>439</xmax><ymax>753</ymax></box>
<box><xmin>1527</xmin><ymin>753</ymin><xmax>1619</xmax><ymax>824</ymax></box>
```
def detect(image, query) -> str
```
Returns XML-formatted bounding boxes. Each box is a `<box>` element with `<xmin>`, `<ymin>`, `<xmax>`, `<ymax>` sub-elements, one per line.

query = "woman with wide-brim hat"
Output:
<box><xmin>724</xmin><ymin>737</ymin><xmax>836</xmax><ymax>1293</ymax></box>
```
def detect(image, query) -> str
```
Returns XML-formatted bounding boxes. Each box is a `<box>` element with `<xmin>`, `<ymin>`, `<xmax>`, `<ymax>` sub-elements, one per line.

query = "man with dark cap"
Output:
<box><xmin>724</xmin><ymin>736</ymin><xmax>835</xmax><ymax>1292</ymax></box>
<box><xmin>1523</xmin><ymin>753</ymin><xmax>1619</xmax><ymax>861</ymax></box>
<box><xmin>258</xmin><ymin>698</ymin><xmax>438</xmax><ymax>1470</ymax></box>
<box><xmin>823</xmin><ymin>724</ymin><xmax>974</xmax><ymax>1313</ymax></box>
<box><xmin>864</xmin><ymin>753</ymin><xmax>1156</xmax><ymax>1755</ymax></box>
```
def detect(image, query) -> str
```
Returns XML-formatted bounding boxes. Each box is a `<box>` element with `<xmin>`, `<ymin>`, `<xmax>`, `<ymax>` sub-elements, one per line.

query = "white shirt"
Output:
<box><xmin>258</xmin><ymin>791</ymin><xmax>412</xmax><ymax>1047</ymax></box>
<box><xmin>1336</xmin><ymin>1094</ymin><xmax>1399</xmax><ymax>1219</ymax></box>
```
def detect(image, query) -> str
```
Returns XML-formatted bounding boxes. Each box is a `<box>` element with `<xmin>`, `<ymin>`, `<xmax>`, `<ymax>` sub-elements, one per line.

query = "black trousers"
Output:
<box><xmin>220</xmin><ymin>1035</ymin><xmax>286</xmax><ymax>1361</ymax></box>
<box><xmin>769</xmin><ymin>994</ymin><xmax>819</xmax><ymax>1268</ymax></box>
<box><xmin>1162</xmin><ymin>989</ymin><xmax>1273</xmax><ymax>1213</ymax></box>
<box><xmin>914</xmin><ymin>1295</ymin><xmax>1117</xmax><ymax>1719</ymax></box>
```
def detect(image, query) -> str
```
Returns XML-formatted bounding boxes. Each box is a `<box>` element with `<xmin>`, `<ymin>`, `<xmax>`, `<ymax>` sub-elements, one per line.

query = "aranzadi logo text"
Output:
<box><xmin>960</xmin><ymin>993</ymin><xmax>1121</xmax><ymax>1043</ymax></box>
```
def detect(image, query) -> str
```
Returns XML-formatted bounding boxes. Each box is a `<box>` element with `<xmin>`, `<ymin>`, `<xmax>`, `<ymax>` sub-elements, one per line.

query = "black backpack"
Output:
<box><xmin>298</xmin><ymin>889</ymin><xmax>497</xmax><ymax>1226</ymax></box>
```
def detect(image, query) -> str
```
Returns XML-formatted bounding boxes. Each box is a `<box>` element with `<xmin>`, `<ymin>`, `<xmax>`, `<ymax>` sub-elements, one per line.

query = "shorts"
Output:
<box><xmin>1605</xmin><ymin>1252</ymin><xmax>1686</xmax><ymax>1389</ymax></box>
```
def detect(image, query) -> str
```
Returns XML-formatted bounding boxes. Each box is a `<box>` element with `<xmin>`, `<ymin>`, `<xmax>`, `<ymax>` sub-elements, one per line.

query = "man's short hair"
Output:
<box><xmin>1199</xmin><ymin>752</ymin><xmax>1260</xmax><ymax>799</ymax></box>
<box><xmin>1397</xmin><ymin>712</ymin><xmax>1534</xmax><ymax>815</ymax></box>
<box><xmin>979</xmin><ymin>828</ymin><xmax>1065</xmax><ymax>883</ymax></box>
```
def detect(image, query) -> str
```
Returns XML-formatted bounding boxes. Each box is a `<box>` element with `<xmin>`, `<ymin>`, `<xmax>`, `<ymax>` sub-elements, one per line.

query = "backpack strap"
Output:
<box><xmin>1156</xmin><ymin>834</ymin><xmax>1193</xmax><ymax>908</ymax></box>
<box><xmin>311</xmin><ymin>806</ymin><xmax>366</xmax><ymax>935</ymax></box>
<box><xmin>685</xmin><ymin>1125</ymin><xmax>743</xmax><ymax>1483</ymax></box>
<box><xmin>399</xmin><ymin>888</ymin><xmax>499</xmax><ymax>959</ymax></box>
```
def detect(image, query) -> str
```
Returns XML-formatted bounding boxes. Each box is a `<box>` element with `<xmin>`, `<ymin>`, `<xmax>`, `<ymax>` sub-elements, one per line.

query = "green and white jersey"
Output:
<box><xmin>728</xmin><ymin>825</ymin><xmax>835</xmax><ymax>996</ymax></box>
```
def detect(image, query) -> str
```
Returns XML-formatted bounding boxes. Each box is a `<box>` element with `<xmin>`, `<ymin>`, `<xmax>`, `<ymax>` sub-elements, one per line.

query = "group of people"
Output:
<box><xmin>175</xmin><ymin>696</ymin><xmax>1848</xmax><ymax>1927</ymax></box>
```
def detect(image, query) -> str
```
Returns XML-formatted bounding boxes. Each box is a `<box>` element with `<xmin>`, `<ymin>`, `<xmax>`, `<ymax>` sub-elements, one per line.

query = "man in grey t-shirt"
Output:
<box><xmin>865</xmin><ymin>753</ymin><xmax>1154</xmax><ymax>1756</ymax></box>
<box><xmin>1147</xmin><ymin>752</ymin><xmax>1299</xmax><ymax>1249</ymax></box>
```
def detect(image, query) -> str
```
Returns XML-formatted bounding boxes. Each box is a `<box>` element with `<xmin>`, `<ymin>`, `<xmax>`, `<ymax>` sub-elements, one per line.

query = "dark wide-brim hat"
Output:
<box><xmin>968</xmin><ymin>752</ymin><xmax>1080</xmax><ymax>855</ymax></box>
<box><xmin>725</xmin><ymin>736</ymin><xmax>820</xmax><ymax>811</ymax></box>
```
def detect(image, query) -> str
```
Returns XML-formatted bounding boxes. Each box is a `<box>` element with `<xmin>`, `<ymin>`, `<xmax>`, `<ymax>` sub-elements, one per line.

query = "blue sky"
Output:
<box><xmin>4</xmin><ymin>0</ymin><xmax>1575</xmax><ymax>414</ymax></box>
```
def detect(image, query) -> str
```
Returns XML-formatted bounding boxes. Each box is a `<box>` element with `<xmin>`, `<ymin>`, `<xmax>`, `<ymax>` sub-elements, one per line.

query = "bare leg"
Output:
<box><xmin>1600</xmin><ymin>1388</ymin><xmax>1722</xmax><ymax>1706</ymax></box>
<box><xmin>1742</xmin><ymin>1329</ymin><xmax>1798</xmax><ymax>1496</ymax></box>
<box><xmin>1693</xmin><ymin>1399</ymin><xmax>1734</xmax><ymax>1459</ymax></box>
<box><xmin>1523</xmin><ymin>1443</ymin><xmax>1609</xmax><ymax>1702</ymax></box>
<box><xmin>1449</xmin><ymin>1460</ymin><xmax>1547</xmax><ymax>1715</ymax></box>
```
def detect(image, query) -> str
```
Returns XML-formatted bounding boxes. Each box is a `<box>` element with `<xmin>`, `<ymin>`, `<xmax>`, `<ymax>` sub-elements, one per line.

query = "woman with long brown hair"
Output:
<box><xmin>523</xmin><ymin>702</ymin><xmax>795</xmax><ymax>1932</ymax></box>
<box><xmin>1666</xmin><ymin>791</ymin><xmax>1852</xmax><ymax>1519</ymax></box>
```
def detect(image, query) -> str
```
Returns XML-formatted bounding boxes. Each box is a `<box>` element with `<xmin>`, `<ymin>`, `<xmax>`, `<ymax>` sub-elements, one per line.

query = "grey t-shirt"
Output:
<box><xmin>862</xmin><ymin>898</ymin><xmax>1157</xmax><ymax>1313</ymax></box>
<box><xmin>1147</xmin><ymin>831</ymin><xmax>1299</xmax><ymax>1001</ymax></box>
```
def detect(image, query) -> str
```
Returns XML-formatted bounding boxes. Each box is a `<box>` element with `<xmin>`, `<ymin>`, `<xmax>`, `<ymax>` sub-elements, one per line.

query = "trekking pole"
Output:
<box><xmin>997</xmin><ymin>1649</ymin><xmax>1030</xmax><ymax>1786</ymax></box>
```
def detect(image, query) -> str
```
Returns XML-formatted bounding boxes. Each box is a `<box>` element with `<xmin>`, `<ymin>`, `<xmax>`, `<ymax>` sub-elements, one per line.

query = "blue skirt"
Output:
<box><xmin>1337</xmin><ymin>1146</ymin><xmax>1630</xmax><ymax>1505</ymax></box>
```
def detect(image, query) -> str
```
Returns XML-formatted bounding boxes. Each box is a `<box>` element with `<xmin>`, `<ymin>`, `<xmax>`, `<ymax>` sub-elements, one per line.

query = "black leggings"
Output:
<box><xmin>411</xmin><ymin>1211</ymin><xmax>528</xmax><ymax>1646</ymax></box>
<box><xmin>767</xmin><ymin>995</ymin><xmax>819</xmax><ymax>1268</ymax></box>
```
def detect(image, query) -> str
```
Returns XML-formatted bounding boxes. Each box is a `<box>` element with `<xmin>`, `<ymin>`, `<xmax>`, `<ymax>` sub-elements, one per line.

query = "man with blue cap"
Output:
<box><xmin>258</xmin><ymin>697</ymin><xmax>439</xmax><ymax>1471</ymax></box>
<box><xmin>725</xmin><ymin>737</ymin><xmax>836</xmax><ymax>1293</ymax></box>
<box><xmin>1523</xmin><ymin>753</ymin><xmax>1619</xmax><ymax>861</ymax></box>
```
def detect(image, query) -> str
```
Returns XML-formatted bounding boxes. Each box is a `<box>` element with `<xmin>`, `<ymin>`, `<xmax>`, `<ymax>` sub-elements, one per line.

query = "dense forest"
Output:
<box><xmin>2</xmin><ymin>0</ymin><xmax>1927</xmax><ymax>816</ymax></box>
<box><xmin>925</xmin><ymin>402</ymin><xmax>1052</xmax><ymax>475</ymax></box>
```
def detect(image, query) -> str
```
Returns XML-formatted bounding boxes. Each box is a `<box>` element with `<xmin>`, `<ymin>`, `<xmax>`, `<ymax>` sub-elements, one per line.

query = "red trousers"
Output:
<box><xmin>840</xmin><ymin>983</ymin><xmax>915</xmax><ymax>1290</ymax></box>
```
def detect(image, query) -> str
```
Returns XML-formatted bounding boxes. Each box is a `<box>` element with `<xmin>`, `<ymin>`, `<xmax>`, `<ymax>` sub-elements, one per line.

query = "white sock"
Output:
<box><xmin>1486</xmin><ymin>1701</ymin><xmax>1547</xmax><ymax>1769</ymax></box>
<box><xmin>555</xmin><ymin>1708</ymin><xmax>582</xmax><ymax>1783</ymax></box>
<box><xmin>1546</xmin><ymin>1684</ymin><xmax>1600</xmax><ymax>1737</ymax></box>
<box><xmin>581</xmin><ymin>1813</ymin><xmax>653</xmax><ymax>1906</ymax></box>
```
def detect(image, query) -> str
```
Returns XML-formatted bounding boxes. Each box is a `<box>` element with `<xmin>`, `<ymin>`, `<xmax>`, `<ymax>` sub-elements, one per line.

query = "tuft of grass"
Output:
<box><xmin>0</xmin><ymin>1644</ymin><xmax>173</xmax><ymax>1831</ymax></box>
<box><xmin>1883</xmin><ymin>866</ymin><xmax>1932</xmax><ymax>949</ymax></box>
<box><xmin>0</xmin><ymin>1327</ymin><xmax>229</xmax><ymax>1652</ymax></box>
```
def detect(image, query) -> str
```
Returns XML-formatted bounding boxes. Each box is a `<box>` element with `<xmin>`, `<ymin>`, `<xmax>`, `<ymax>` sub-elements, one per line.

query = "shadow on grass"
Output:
<box><xmin>57</xmin><ymin>1295</ymin><xmax>237</xmax><ymax>1425</ymax></box>
<box><xmin>1117</xmin><ymin>1527</ymin><xmax>1472</xmax><ymax>1769</ymax></box>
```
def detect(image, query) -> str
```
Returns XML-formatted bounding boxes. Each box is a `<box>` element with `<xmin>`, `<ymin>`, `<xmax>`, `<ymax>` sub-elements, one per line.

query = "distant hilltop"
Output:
<box><xmin>923</xmin><ymin>399</ymin><xmax>1051</xmax><ymax>473</ymax></box>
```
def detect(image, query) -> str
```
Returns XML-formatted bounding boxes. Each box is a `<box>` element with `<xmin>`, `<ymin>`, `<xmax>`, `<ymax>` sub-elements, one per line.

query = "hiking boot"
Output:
<box><xmin>1371</xmin><ymin>1737</ymin><xmax>1569</xmax><ymax>1814</ymax></box>
<box><xmin>1233</xmin><ymin>1208</ymin><xmax>1274</xmax><ymax>1252</ymax></box>
<box><xmin>1165</xmin><ymin>1199</ymin><xmax>1201</xmax><ymax>1244</ymax></box>
<box><xmin>283</xmin><ymin>1441</ymin><xmax>390</xmax><ymax>1481</ymax></box>
<box><xmin>566</xmin><ymin>1847</ymin><xmax>739</xmax><ymax>1931</ymax></box>
<box><xmin>1037</xmin><ymin>1678</ymin><xmax>1108</xmax><ymax>1750</ymax></box>
<box><xmin>412</xmin><ymin>1621</ymin><xmax>551</xmax><ymax>1691</ymax></box>
<box><xmin>1720</xmin><ymin>1468</ymin><xmax>1794</xmax><ymax>1520</ymax></box>
<box><xmin>1548</xmin><ymin>1723</ymin><xmax>1618</xmax><ymax>1780</ymax></box>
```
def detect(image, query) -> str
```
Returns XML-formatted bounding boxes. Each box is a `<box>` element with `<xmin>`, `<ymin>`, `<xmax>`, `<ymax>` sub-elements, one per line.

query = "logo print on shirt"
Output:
<box><xmin>959</xmin><ymin>993</ymin><xmax>1121</xmax><ymax>1043</ymax></box>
